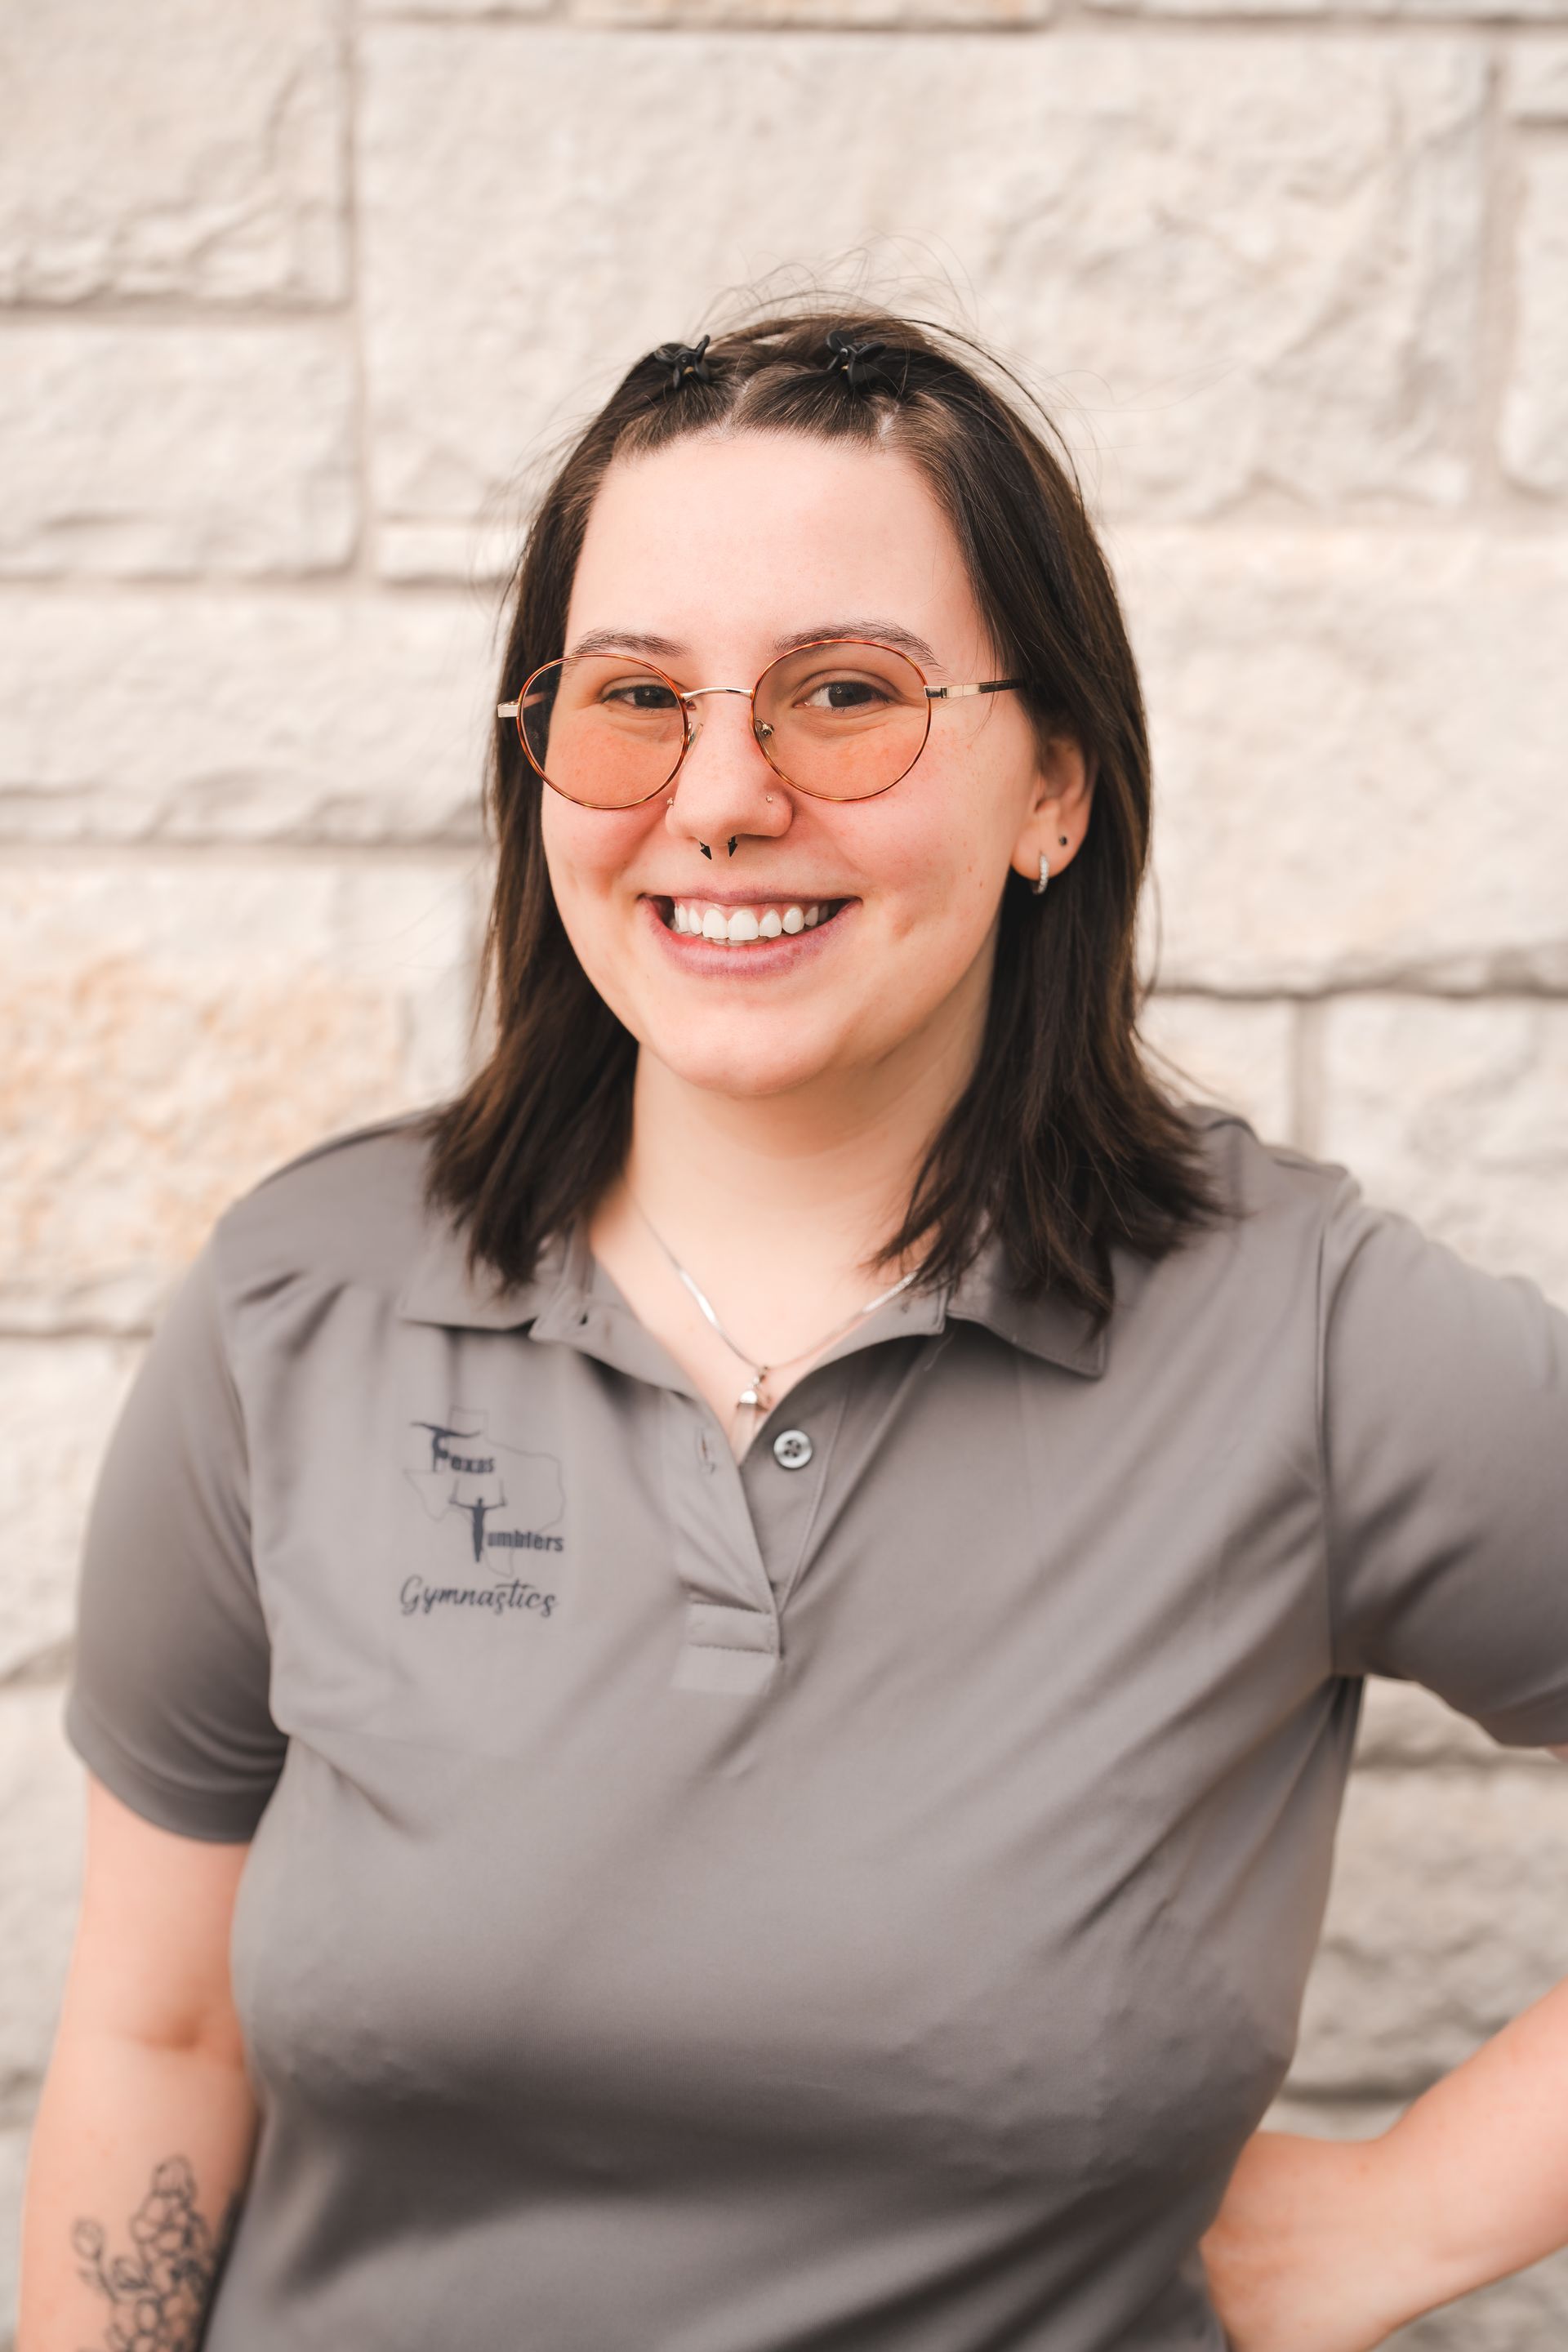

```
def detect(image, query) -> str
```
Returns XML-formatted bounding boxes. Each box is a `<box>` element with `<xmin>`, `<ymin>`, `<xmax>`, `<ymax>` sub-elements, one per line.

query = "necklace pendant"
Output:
<box><xmin>737</xmin><ymin>1385</ymin><xmax>761</xmax><ymax>1410</ymax></box>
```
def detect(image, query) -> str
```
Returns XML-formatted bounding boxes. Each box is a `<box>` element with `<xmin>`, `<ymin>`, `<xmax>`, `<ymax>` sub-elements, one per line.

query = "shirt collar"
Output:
<box><xmin>394</xmin><ymin>1209</ymin><xmax>1109</xmax><ymax>1379</ymax></box>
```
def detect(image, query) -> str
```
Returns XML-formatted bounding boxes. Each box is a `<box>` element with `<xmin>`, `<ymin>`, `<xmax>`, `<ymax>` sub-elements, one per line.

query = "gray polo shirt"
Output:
<box><xmin>63</xmin><ymin>1101</ymin><xmax>1568</xmax><ymax>2352</ymax></box>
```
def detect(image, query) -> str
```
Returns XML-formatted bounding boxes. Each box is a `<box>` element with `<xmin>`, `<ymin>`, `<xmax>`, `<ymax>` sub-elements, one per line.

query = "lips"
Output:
<box><xmin>642</xmin><ymin>892</ymin><xmax>855</xmax><ymax>965</ymax></box>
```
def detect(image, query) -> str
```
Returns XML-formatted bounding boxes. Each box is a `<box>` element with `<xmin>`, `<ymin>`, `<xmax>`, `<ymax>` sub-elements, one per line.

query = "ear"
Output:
<box><xmin>1009</xmin><ymin>733</ymin><xmax>1095</xmax><ymax>887</ymax></box>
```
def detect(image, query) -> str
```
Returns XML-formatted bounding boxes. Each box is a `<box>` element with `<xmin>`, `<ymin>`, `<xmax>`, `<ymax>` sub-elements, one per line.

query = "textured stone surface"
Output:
<box><xmin>0</xmin><ymin>2124</ymin><xmax>25</xmax><ymax>2349</ymax></box>
<box><xmin>576</xmin><ymin>0</ymin><xmax>1051</xmax><ymax>20</ymax></box>
<box><xmin>1118</xmin><ymin>531</ymin><xmax>1568</xmax><ymax>993</ymax></box>
<box><xmin>0</xmin><ymin>0</ymin><xmax>345</xmax><ymax>305</ymax></box>
<box><xmin>1136</xmin><ymin>993</ymin><xmax>1296</xmax><ymax>1143</ymax></box>
<box><xmin>1501</xmin><ymin>149</ymin><xmax>1568</xmax><ymax>496</ymax></box>
<box><xmin>1089</xmin><ymin>0</ymin><xmax>1568</xmax><ymax>17</ymax></box>
<box><xmin>0</xmin><ymin>326</ymin><xmax>356</xmax><ymax>577</ymax></box>
<box><xmin>1314</xmin><ymin>995</ymin><xmax>1568</xmax><ymax>1307</ymax></box>
<box><xmin>0</xmin><ymin>1686</ymin><xmax>82</xmax><ymax>2109</ymax></box>
<box><xmin>359</xmin><ymin>29</ymin><xmax>1484</xmax><ymax>557</ymax></box>
<box><xmin>0</xmin><ymin>858</ymin><xmax>481</xmax><ymax>1334</ymax></box>
<box><xmin>1292</xmin><ymin>1766</ymin><xmax>1568</xmax><ymax>2096</ymax></box>
<box><xmin>0</xmin><ymin>590</ymin><xmax>495</xmax><ymax>842</ymax></box>
<box><xmin>1354</xmin><ymin>1675</ymin><xmax>1563</xmax><ymax>1771</ymax></box>
<box><xmin>1506</xmin><ymin>34</ymin><xmax>1568</xmax><ymax>112</ymax></box>
<box><xmin>0</xmin><ymin>1343</ymin><xmax>137</xmax><ymax>1684</ymax></box>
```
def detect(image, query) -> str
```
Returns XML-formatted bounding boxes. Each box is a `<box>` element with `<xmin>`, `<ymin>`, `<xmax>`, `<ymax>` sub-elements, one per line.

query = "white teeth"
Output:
<box><xmin>667</xmin><ymin>900</ymin><xmax>830</xmax><ymax>942</ymax></box>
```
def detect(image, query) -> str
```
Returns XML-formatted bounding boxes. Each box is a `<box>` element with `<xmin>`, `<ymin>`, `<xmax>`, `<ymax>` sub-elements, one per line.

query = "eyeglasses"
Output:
<box><xmin>497</xmin><ymin>637</ymin><xmax>1028</xmax><ymax>810</ymax></box>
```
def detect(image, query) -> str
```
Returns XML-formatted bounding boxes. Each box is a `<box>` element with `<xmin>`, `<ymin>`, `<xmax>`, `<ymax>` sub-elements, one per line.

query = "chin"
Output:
<box><xmin>644</xmin><ymin>1014</ymin><xmax>855</xmax><ymax>1100</ymax></box>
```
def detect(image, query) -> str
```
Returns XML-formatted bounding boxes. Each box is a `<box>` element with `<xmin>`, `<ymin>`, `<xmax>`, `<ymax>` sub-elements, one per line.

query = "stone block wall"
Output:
<box><xmin>2</xmin><ymin>2</ymin><xmax>1566</xmax><ymax>2342</ymax></box>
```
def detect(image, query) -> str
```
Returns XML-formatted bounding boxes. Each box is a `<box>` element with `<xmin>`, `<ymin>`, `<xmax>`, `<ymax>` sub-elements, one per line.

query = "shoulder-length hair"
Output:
<box><xmin>416</xmin><ymin>298</ymin><xmax>1231</xmax><ymax>1332</ymax></box>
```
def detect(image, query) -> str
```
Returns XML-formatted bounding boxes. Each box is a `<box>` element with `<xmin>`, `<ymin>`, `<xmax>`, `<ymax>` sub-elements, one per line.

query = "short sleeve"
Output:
<box><xmin>64</xmin><ymin>1232</ymin><xmax>286</xmax><ymax>1841</ymax></box>
<box><xmin>1322</xmin><ymin>1174</ymin><xmax>1568</xmax><ymax>1746</ymax></box>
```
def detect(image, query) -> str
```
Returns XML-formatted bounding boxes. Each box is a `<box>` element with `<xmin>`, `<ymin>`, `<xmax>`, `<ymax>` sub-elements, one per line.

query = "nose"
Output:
<box><xmin>666</xmin><ymin>688</ymin><xmax>791</xmax><ymax>855</ymax></box>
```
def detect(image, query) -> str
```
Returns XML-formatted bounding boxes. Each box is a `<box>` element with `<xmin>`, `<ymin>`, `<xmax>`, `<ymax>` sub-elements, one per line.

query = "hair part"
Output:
<box><xmin>416</xmin><ymin>296</ymin><xmax>1233</xmax><ymax>1330</ymax></box>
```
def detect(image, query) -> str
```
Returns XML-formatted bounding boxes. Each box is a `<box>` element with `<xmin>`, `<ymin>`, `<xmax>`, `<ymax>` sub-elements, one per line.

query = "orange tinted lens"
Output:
<box><xmin>755</xmin><ymin>641</ymin><xmax>929</xmax><ymax>800</ymax></box>
<box><xmin>520</xmin><ymin>656</ymin><xmax>684</xmax><ymax>808</ymax></box>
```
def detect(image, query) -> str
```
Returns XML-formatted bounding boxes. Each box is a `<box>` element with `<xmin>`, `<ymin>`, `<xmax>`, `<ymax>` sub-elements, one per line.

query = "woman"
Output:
<box><xmin>20</xmin><ymin>302</ymin><xmax>1568</xmax><ymax>2352</ymax></box>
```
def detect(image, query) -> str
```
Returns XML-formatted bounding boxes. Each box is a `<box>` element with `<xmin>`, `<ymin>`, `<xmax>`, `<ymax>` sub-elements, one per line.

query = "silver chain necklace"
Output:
<box><xmin>629</xmin><ymin>1191</ymin><xmax>920</xmax><ymax>1438</ymax></box>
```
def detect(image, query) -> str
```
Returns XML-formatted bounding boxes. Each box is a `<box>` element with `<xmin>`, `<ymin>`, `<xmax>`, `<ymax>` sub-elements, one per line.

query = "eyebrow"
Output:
<box><xmin>564</xmin><ymin>621</ymin><xmax>942</xmax><ymax>668</ymax></box>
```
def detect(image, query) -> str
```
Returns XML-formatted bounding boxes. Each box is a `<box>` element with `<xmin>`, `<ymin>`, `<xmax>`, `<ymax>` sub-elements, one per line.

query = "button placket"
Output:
<box><xmin>742</xmin><ymin>1374</ymin><xmax>848</xmax><ymax>1616</ymax></box>
<box><xmin>659</xmin><ymin>1390</ymin><xmax>782</xmax><ymax>1695</ymax></box>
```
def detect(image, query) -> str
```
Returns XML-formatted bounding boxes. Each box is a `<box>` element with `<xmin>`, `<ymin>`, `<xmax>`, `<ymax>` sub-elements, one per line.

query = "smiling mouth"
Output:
<box><xmin>655</xmin><ymin>896</ymin><xmax>852</xmax><ymax>943</ymax></box>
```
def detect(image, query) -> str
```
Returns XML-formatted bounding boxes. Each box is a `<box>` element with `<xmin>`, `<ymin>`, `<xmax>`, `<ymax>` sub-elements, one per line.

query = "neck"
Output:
<box><xmin>621</xmin><ymin>1000</ymin><xmax>983</xmax><ymax>1296</ymax></box>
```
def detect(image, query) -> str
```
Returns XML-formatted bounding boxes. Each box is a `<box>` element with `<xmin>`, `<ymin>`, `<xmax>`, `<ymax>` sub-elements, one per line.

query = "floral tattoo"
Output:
<box><xmin>71</xmin><ymin>2154</ymin><xmax>240</xmax><ymax>2351</ymax></box>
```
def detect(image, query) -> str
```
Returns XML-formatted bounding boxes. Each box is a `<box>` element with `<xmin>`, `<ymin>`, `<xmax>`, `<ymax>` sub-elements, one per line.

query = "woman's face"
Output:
<box><xmin>541</xmin><ymin>429</ymin><xmax>1089</xmax><ymax>1105</ymax></box>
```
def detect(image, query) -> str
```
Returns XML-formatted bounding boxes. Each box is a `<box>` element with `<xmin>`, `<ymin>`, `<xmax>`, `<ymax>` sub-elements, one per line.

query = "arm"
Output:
<box><xmin>1201</xmin><ymin>1950</ymin><xmax>1568</xmax><ymax>2352</ymax></box>
<box><xmin>18</xmin><ymin>1774</ymin><xmax>261</xmax><ymax>2352</ymax></box>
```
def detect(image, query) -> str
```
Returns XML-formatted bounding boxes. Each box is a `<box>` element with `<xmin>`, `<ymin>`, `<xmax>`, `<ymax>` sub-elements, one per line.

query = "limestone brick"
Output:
<box><xmin>1506</xmin><ymin>35</ymin><xmax>1568</xmax><ymax>113</ymax></box>
<box><xmin>1292</xmin><ymin>1766</ymin><xmax>1568</xmax><ymax>2095</ymax></box>
<box><xmin>1314</xmin><ymin>995</ymin><xmax>1568</xmax><ymax>1309</ymax></box>
<box><xmin>574</xmin><ymin>0</ymin><xmax>1051</xmax><ymax>21</ymax></box>
<box><xmin>0</xmin><ymin>1686</ymin><xmax>83</xmax><ymax>2108</ymax></box>
<box><xmin>0</xmin><ymin>1343</ymin><xmax>138</xmax><ymax>1684</ymax></box>
<box><xmin>1088</xmin><ymin>0</ymin><xmax>1568</xmax><ymax>19</ymax></box>
<box><xmin>0</xmin><ymin>0</ymin><xmax>345</xmax><ymax>305</ymax></box>
<box><xmin>1116</xmin><ymin>531</ymin><xmax>1568</xmax><ymax>993</ymax></box>
<box><xmin>0</xmin><ymin>326</ymin><xmax>356</xmax><ymax>577</ymax></box>
<box><xmin>359</xmin><ymin>29</ymin><xmax>1484</xmax><ymax>555</ymax></box>
<box><xmin>0</xmin><ymin>857</ymin><xmax>481</xmax><ymax>1334</ymax></box>
<box><xmin>0</xmin><ymin>590</ymin><xmax>495</xmax><ymax>843</ymax></box>
<box><xmin>1135</xmin><ymin>994</ymin><xmax>1297</xmax><ymax>1145</ymax></box>
<box><xmin>1500</xmin><ymin>149</ymin><xmax>1568</xmax><ymax>496</ymax></box>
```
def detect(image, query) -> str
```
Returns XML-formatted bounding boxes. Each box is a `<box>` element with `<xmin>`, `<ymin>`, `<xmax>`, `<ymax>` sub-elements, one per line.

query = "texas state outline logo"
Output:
<box><xmin>399</xmin><ymin>1408</ymin><xmax>566</xmax><ymax>1623</ymax></box>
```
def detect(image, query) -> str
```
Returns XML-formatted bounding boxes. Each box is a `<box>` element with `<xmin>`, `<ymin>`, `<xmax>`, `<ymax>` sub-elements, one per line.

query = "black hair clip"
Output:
<box><xmin>648</xmin><ymin>333</ymin><xmax>714</xmax><ymax>394</ymax></box>
<box><xmin>822</xmin><ymin>327</ymin><xmax>898</xmax><ymax>394</ymax></box>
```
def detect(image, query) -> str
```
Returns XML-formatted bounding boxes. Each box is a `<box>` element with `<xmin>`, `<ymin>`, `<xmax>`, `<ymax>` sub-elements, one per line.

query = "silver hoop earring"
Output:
<box><xmin>1032</xmin><ymin>853</ymin><xmax>1051</xmax><ymax>898</ymax></box>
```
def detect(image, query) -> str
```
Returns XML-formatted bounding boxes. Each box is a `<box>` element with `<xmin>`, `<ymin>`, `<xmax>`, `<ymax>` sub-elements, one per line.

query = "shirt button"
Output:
<box><xmin>773</xmin><ymin>1428</ymin><xmax>813</xmax><ymax>1471</ymax></box>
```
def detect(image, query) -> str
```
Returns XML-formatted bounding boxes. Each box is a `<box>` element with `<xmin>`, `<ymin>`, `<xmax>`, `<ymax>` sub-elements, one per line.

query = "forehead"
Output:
<box><xmin>566</xmin><ymin>430</ymin><xmax>977</xmax><ymax>639</ymax></box>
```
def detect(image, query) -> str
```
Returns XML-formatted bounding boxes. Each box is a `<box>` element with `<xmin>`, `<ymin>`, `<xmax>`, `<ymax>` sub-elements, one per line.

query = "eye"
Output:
<box><xmin>799</xmin><ymin>674</ymin><xmax>893</xmax><ymax>713</ymax></box>
<box><xmin>601</xmin><ymin>677</ymin><xmax>680</xmax><ymax>712</ymax></box>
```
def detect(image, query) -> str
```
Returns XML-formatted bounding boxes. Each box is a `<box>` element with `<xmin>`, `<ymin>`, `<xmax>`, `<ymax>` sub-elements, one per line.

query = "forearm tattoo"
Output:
<box><xmin>70</xmin><ymin>2154</ymin><xmax>240</xmax><ymax>2350</ymax></box>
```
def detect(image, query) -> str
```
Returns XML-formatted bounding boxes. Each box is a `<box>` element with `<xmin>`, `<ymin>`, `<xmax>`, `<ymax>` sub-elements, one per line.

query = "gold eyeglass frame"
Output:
<box><xmin>496</xmin><ymin>636</ymin><xmax>1030</xmax><ymax>808</ymax></box>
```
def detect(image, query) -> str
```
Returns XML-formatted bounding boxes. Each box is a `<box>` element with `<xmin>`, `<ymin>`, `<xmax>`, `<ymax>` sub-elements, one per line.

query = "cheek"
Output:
<box><xmin>539</xmin><ymin>804</ymin><xmax>650</xmax><ymax>971</ymax></box>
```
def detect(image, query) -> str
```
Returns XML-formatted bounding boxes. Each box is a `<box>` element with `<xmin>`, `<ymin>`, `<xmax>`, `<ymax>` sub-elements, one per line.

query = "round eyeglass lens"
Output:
<box><xmin>755</xmin><ymin>640</ymin><xmax>931</xmax><ymax>801</ymax></box>
<box><xmin>519</xmin><ymin>654</ymin><xmax>685</xmax><ymax>808</ymax></box>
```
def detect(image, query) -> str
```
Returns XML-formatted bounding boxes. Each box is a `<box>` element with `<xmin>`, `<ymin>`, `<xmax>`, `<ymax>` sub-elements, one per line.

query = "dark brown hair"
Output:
<box><xmin>417</xmin><ymin>297</ymin><xmax>1231</xmax><ymax>1330</ymax></box>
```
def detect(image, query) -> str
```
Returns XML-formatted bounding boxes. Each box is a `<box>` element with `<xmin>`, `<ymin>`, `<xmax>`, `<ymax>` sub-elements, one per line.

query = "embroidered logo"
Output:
<box><xmin>400</xmin><ymin>1408</ymin><xmax>564</xmax><ymax>1622</ymax></box>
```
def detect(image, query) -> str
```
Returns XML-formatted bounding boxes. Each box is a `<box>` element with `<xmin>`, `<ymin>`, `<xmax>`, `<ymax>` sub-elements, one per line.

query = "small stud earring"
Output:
<box><xmin>1058</xmin><ymin>832</ymin><xmax>1068</xmax><ymax>845</ymax></box>
<box><xmin>1032</xmin><ymin>853</ymin><xmax>1051</xmax><ymax>898</ymax></box>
